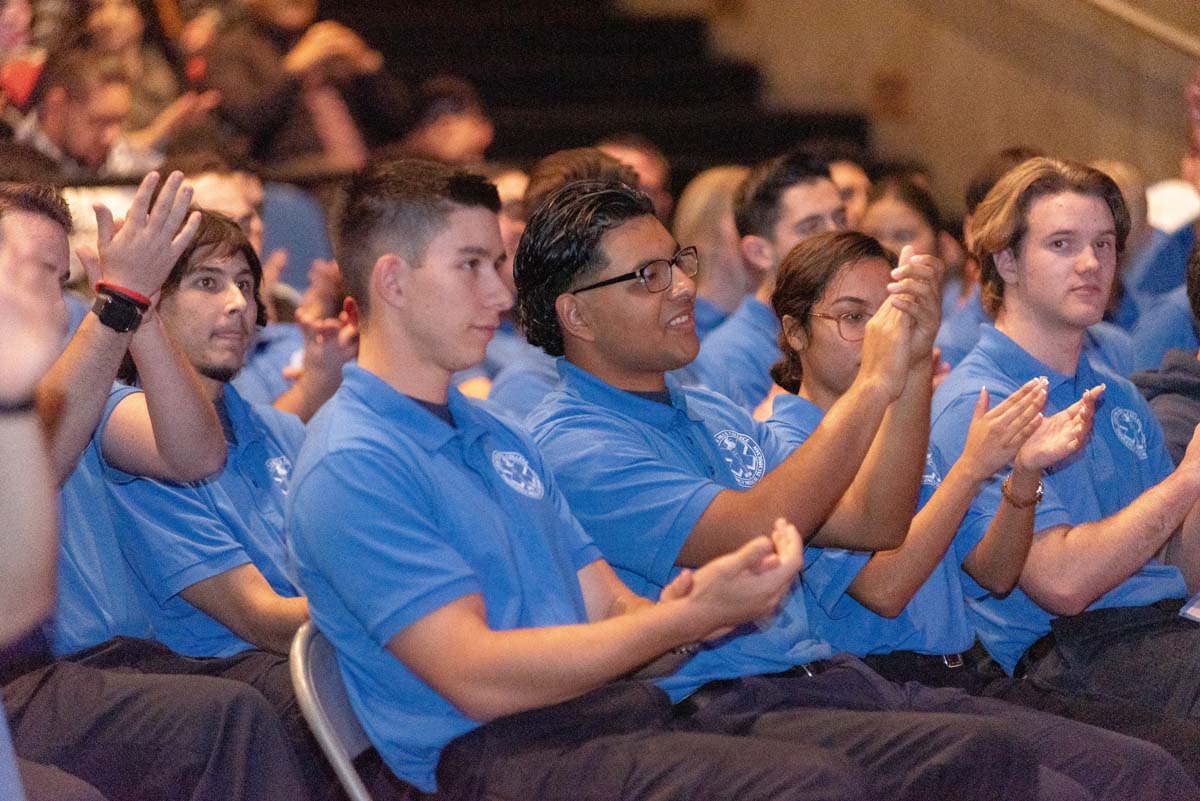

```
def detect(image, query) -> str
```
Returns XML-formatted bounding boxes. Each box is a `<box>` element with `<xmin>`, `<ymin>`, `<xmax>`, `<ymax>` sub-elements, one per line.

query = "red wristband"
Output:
<box><xmin>95</xmin><ymin>281</ymin><xmax>152</xmax><ymax>311</ymax></box>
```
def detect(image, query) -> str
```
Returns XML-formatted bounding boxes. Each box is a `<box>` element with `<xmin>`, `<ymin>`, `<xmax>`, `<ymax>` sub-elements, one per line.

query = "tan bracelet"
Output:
<box><xmin>1001</xmin><ymin>475</ymin><xmax>1043</xmax><ymax>508</ymax></box>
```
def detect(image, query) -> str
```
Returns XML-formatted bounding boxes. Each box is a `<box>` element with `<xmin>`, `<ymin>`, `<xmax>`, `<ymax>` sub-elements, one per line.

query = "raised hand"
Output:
<box><xmin>958</xmin><ymin>378</ymin><xmax>1048</xmax><ymax>482</ymax></box>
<box><xmin>858</xmin><ymin>295</ymin><xmax>914</xmax><ymax>401</ymax></box>
<box><xmin>682</xmin><ymin>518</ymin><xmax>803</xmax><ymax>640</ymax></box>
<box><xmin>78</xmin><ymin>172</ymin><xmax>201</xmax><ymax>301</ymax></box>
<box><xmin>887</xmin><ymin>244</ymin><xmax>945</xmax><ymax>365</ymax></box>
<box><xmin>1015</xmin><ymin>383</ymin><xmax>1103</xmax><ymax>472</ymax></box>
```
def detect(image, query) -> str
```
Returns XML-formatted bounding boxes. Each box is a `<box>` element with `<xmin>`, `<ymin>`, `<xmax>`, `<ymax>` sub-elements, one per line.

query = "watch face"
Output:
<box><xmin>93</xmin><ymin>293</ymin><xmax>142</xmax><ymax>333</ymax></box>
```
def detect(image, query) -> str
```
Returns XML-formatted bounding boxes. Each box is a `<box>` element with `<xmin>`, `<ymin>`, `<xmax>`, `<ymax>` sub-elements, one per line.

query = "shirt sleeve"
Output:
<box><xmin>289</xmin><ymin>445</ymin><xmax>483</xmax><ymax>648</ymax></box>
<box><xmin>534</xmin><ymin>412</ymin><xmax>723</xmax><ymax>593</ymax></box>
<box><xmin>106</xmin><ymin>477</ymin><xmax>253</xmax><ymax>604</ymax></box>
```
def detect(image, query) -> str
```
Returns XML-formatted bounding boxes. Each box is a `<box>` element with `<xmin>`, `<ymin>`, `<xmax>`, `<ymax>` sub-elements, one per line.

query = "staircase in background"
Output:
<box><xmin>322</xmin><ymin>0</ymin><xmax>870</xmax><ymax>189</ymax></box>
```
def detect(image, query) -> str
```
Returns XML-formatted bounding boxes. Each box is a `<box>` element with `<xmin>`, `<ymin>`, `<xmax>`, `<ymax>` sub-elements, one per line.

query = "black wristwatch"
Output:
<box><xmin>92</xmin><ymin>290</ymin><xmax>144</xmax><ymax>333</ymax></box>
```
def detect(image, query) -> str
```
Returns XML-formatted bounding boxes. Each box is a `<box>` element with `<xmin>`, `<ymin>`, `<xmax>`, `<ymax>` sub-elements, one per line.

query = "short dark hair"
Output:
<box><xmin>514</xmin><ymin>180</ymin><xmax>655</xmax><ymax>357</ymax></box>
<box><xmin>120</xmin><ymin>209</ymin><xmax>266</xmax><ymax>384</ymax></box>
<box><xmin>972</xmin><ymin>157</ymin><xmax>1130</xmax><ymax>318</ymax></box>
<box><xmin>0</xmin><ymin>182</ymin><xmax>73</xmax><ymax>233</ymax></box>
<box><xmin>770</xmin><ymin>231</ymin><xmax>895</xmax><ymax>393</ymax></box>
<box><xmin>867</xmin><ymin>175</ymin><xmax>942</xmax><ymax>234</ymax></box>
<box><xmin>964</xmin><ymin>146</ymin><xmax>1046</xmax><ymax>216</ymax></box>
<box><xmin>37</xmin><ymin>48</ymin><xmax>129</xmax><ymax>105</ymax></box>
<box><xmin>163</xmin><ymin>209</ymin><xmax>267</xmax><ymax>326</ymax></box>
<box><xmin>733</xmin><ymin>149</ymin><xmax>832</xmax><ymax>239</ymax></box>
<box><xmin>523</xmin><ymin>148</ymin><xmax>638</xmax><ymax>221</ymax></box>
<box><xmin>333</xmin><ymin>158</ymin><xmax>500</xmax><ymax>323</ymax></box>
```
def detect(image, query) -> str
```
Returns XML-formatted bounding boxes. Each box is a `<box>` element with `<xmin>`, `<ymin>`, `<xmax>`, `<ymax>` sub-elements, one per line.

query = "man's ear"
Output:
<box><xmin>993</xmin><ymin>248</ymin><xmax>1019</xmax><ymax>284</ymax></box>
<box><xmin>555</xmin><ymin>292</ymin><xmax>595</xmax><ymax>345</ymax></box>
<box><xmin>739</xmin><ymin>234</ymin><xmax>775</xmax><ymax>277</ymax></box>
<box><xmin>372</xmin><ymin>252</ymin><xmax>408</xmax><ymax>311</ymax></box>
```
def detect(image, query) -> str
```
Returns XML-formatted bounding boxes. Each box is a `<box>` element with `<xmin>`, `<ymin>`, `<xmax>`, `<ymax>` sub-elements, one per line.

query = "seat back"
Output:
<box><xmin>290</xmin><ymin>621</ymin><xmax>375</xmax><ymax>801</ymax></box>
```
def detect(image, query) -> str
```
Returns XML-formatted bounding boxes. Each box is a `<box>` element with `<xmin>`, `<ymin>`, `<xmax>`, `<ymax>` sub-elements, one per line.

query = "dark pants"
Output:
<box><xmin>866</xmin><ymin>640</ymin><xmax>1200</xmax><ymax>785</ymax></box>
<box><xmin>5</xmin><ymin>659</ymin><xmax>308</xmax><ymax>801</ymax></box>
<box><xmin>423</xmin><ymin>654</ymin><xmax>1060</xmax><ymax>801</ymax></box>
<box><xmin>1025</xmin><ymin>602</ymin><xmax>1200</xmax><ymax>717</ymax></box>
<box><xmin>62</xmin><ymin>636</ymin><xmax>341</xmax><ymax>800</ymax></box>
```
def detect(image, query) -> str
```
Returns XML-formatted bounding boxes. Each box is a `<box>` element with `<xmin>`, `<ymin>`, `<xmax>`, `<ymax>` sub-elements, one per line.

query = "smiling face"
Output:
<box><xmin>565</xmin><ymin>214</ymin><xmax>698</xmax><ymax>391</ymax></box>
<box><xmin>997</xmin><ymin>191</ymin><xmax>1117</xmax><ymax>336</ymax></box>
<box><xmin>792</xmin><ymin>256</ymin><xmax>891</xmax><ymax>410</ymax></box>
<box><xmin>157</xmin><ymin>249</ymin><xmax>257</xmax><ymax>393</ymax></box>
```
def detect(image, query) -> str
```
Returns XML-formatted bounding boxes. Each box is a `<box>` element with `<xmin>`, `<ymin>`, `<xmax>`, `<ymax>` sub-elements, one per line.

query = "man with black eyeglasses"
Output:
<box><xmin>521</xmin><ymin>178</ymin><xmax>1196</xmax><ymax>801</ymax></box>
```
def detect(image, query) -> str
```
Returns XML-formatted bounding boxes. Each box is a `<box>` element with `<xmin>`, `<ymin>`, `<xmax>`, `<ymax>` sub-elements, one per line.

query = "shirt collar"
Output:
<box><xmin>555</xmin><ymin>358</ymin><xmax>702</xmax><ymax>427</ymax></box>
<box><xmin>975</xmin><ymin>326</ymin><xmax>1077</xmax><ymax>393</ymax></box>
<box><xmin>340</xmin><ymin>364</ymin><xmax>486</xmax><ymax>452</ymax></box>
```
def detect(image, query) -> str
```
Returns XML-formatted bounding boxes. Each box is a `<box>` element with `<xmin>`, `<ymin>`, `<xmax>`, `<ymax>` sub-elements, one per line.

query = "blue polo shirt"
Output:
<box><xmin>1133</xmin><ymin>286</ymin><xmax>1197</xmax><ymax>371</ymax></box>
<box><xmin>768</xmin><ymin>394</ymin><xmax>974</xmax><ymax>656</ymax></box>
<box><xmin>693</xmin><ymin>296</ymin><xmax>730</xmax><ymax>340</ymax></box>
<box><xmin>487</xmin><ymin>345</ymin><xmax>558</xmax><ymax>422</ymax></box>
<box><xmin>930</xmin><ymin>326</ymin><xmax>1186</xmax><ymax>674</ymax></box>
<box><xmin>689</xmin><ymin>296</ymin><xmax>780</xmax><ymax>410</ymax></box>
<box><xmin>528</xmin><ymin>360</ymin><xmax>830</xmax><ymax>700</ymax></box>
<box><xmin>52</xmin><ymin>383</ymin><xmax>156</xmax><ymax>657</ymax></box>
<box><xmin>933</xmin><ymin>286</ymin><xmax>1134</xmax><ymax>376</ymax></box>
<box><xmin>232</xmin><ymin>323</ymin><xmax>304</xmax><ymax>405</ymax></box>
<box><xmin>288</xmin><ymin>365</ymin><xmax>602</xmax><ymax>792</ymax></box>
<box><xmin>102</xmin><ymin>385</ymin><xmax>304</xmax><ymax>658</ymax></box>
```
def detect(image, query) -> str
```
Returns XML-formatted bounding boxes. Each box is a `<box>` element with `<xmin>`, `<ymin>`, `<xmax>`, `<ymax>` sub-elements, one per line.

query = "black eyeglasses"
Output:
<box><xmin>572</xmin><ymin>246</ymin><xmax>700</xmax><ymax>294</ymax></box>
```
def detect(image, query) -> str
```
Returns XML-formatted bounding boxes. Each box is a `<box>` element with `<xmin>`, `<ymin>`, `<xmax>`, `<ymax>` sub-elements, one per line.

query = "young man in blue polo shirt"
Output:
<box><xmin>284</xmin><ymin>158</ymin><xmax>1050</xmax><ymax>801</ymax></box>
<box><xmin>931</xmin><ymin>156</ymin><xmax>1200</xmax><ymax>719</ymax></box>
<box><xmin>2</xmin><ymin>177</ymin><xmax>310</xmax><ymax>801</ymax></box>
<box><xmin>102</xmin><ymin>210</ymin><xmax>307</xmax><ymax>661</ymax></box>
<box><xmin>520</xmin><ymin>178</ymin><xmax>1194</xmax><ymax>800</ymax></box>
<box><xmin>687</xmin><ymin>149</ymin><xmax>848</xmax><ymax>409</ymax></box>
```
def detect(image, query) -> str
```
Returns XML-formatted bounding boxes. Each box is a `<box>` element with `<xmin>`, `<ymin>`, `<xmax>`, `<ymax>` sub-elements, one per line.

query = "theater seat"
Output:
<box><xmin>290</xmin><ymin>622</ymin><xmax>375</xmax><ymax>801</ymax></box>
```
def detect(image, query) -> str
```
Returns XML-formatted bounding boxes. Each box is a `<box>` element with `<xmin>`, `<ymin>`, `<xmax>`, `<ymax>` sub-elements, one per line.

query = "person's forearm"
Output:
<box><xmin>242</xmin><ymin>595</ymin><xmax>309</xmax><ymax>655</ymax></box>
<box><xmin>1159</xmin><ymin>499</ymin><xmax>1200</xmax><ymax>593</ymax></box>
<box><xmin>391</xmin><ymin>595</ymin><xmax>712</xmax><ymax>722</ymax></box>
<box><xmin>128</xmin><ymin>315</ymin><xmax>226</xmax><ymax>477</ymax></box>
<box><xmin>37</xmin><ymin>313</ymin><xmax>134</xmax><ymax>484</ymax></box>
<box><xmin>681</xmin><ymin>375</ymin><xmax>892</xmax><ymax>566</ymax></box>
<box><xmin>1022</xmin><ymin>470</ymin><xmax>1200</xmax><ymax>614</ymax></box>
<box><xmin>962</xmin><ymin>465</ymin><xmax>1039</xmax><ymax>594</ymax></box>
<box><xmin>818</xmin><ymin>358</ymin><xmax>932</xmax><ymax>550</ymax></box>
<box><xmin>847</xmin><ymin>458</ymin><xmax>983</xmax><ymax>618</ymax></box>
<box><xmin>271</xmin><ymin>370</ymin><xmax>338</xmax><ymax>423</ymax></box>
<box><xmin>0</xmin><ymin>411</ymin><xmax>58</xmax><ymax>644</ymax></box>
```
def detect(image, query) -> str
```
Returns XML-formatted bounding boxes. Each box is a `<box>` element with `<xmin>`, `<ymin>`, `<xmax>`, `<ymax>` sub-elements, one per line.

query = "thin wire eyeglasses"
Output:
<box><xmin>808</xmin><ymin>310</ymin><xmax>870</xmax><ymax>342</ymax></box>
<box><xmin>571</xmin><ymin>246</ymin><xmax>700</xmax><ymax>294</ymax></box>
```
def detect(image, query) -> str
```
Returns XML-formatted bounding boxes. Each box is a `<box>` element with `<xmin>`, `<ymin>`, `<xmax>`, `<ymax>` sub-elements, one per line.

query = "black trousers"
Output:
<box><xmin>394</xmin><ymin>654</ymin><xmax>1194</xmax><ymax>801</ymax></box>
<box><xmin>59</xmin><ymin>636</ymin><xmax>344</xmax><ymax>800</ymax></box>
<box><xmin>866</xmin><ymin>629</ymin><xmax>1200</xmax><ymax>785</ymax></box>
<box><xmin>5</xmin><ymin>659</ymin><xmax>308</xmax><ymax>801</ymax></box>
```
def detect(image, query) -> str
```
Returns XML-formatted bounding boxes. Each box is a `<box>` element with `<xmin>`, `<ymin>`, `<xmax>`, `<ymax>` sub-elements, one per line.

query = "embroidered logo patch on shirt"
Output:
<box><xmin>265</xmin><ymin>456</ymin><xmax>293</xmax><ymax>492</ymax></box>
<box><xmin>714</xmin><ymin>429</ymin><xmax>767</xmax><ymax>488</ymax></box>
<box><xmin>922</xmin><ymin>449</ymin><xmax>943</xmax><ymax>487</ymax></box>
<box><xmin>491</xmin><ymin>450</ymin><xmax>546</xmax><ymax>499</ymax></box>
<box><xmin>1110</xmin><ymin>408</ymin><xmax>1148</xmax><ymax>460</ymax></box>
